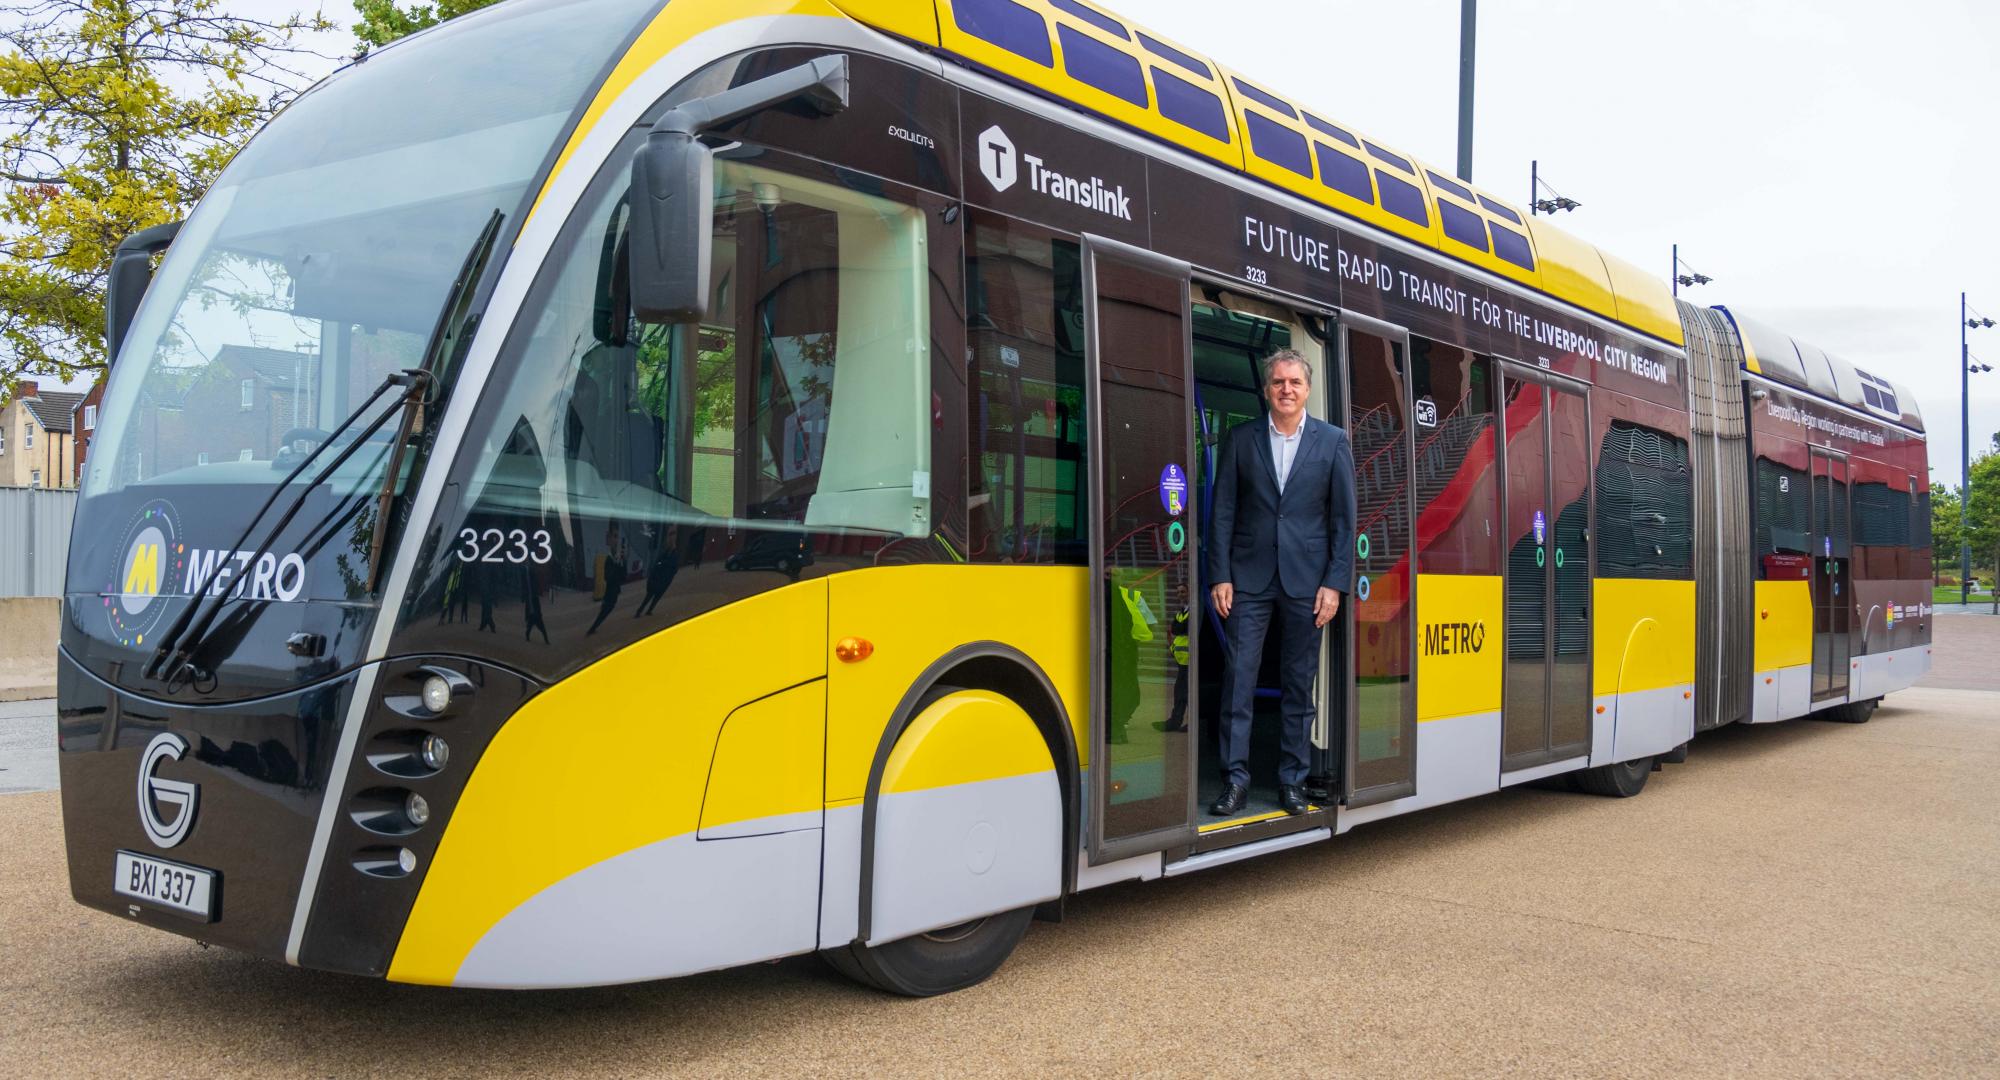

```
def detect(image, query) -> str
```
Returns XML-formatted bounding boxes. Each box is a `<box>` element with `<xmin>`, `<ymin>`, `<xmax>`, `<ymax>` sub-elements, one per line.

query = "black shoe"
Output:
<box><xmin>1278</xmin><ymin>785</ymin><xmax>1309</xmax><ymax>816</ymax></box>
<box><xmin>1209</xmin><ymin>783</ymin><xmax>1248</xmax><ymax>816</ymax></box>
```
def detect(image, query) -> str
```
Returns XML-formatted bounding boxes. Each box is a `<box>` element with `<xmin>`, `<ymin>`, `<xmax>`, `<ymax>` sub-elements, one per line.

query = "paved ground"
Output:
<box><xmin>1919</xmin><ymin>612</ymin><xmax>2000</xmax><ymax>691</ymax></box>
<box><xmin>3</xmin><ymin>637</ymin><xmax>1997</xmax><ymax>1076</ymax></box>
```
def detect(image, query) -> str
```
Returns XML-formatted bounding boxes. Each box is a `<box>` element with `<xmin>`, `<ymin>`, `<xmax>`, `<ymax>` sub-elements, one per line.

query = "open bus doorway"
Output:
<box><xmin>1186</xmin><ymin>291</ymin><xmax>1346</xmax><ymax>838</ymax></box>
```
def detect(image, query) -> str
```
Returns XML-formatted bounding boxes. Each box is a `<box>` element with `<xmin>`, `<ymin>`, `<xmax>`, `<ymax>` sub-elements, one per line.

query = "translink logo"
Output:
<box><xmin>976</xmin><ymin>124</ymin><xmax>1132</xmax><ymax>221</ymax></box>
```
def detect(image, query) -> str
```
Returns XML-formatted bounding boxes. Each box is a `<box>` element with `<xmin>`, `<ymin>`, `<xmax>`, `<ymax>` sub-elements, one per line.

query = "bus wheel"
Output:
<box><xmin>1573</xmin><ymin>756</ymin><xmax>1652</xmax><ymax>798</ymax></box>
<box><xmin>821</xmin><ymin>905</ymin><xmax>1035</xmax><ymax>997</ymax></box>
<box><xmin>1823</xmin><ymin>698</ymin><xmax>1877</xmax><ymax>724</ymax></box>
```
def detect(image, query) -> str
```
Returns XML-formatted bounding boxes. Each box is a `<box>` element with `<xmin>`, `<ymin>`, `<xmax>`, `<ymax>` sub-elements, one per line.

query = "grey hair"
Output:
<box><xmin>1261</xmin><ymin>348</ymin><xmax>1313</xmax><ymax>387</ymax></box>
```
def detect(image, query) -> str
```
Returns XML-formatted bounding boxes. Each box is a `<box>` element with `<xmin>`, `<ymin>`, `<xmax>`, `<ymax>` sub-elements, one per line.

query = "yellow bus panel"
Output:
<box><xmin>388</xmin><ymin>579</ymin><xmax>831</xmax><ymax>985</ymax></box>
<box><xmin>1217</xmin><ymin>62</ymin><xmax>1438</xmax><ymax>252</ymax></box>
<box><xmin>1414</xmin><ymin>573</ymin><xmax>1503</xmax><ymax>722</ymax></box>
<box><xmin>1412</xmin><ymin>157</ymin><xmax>1543</xmax><ymax>294</ymax></box>
<box><xmin>532</xmin><ymin>0</ymin><xmax>853</xmax><ymax>226</ymax></box>
<box><xmin>1598</xmin><ymin>247</ymin><xmax>1686</xmax><ymax>347</ymax></box>
<box><xmin>1593</xmin><ymin>578</ymin><xmax>1695</xmax><ymax>696</ymax></box>
<box><xmin>882</xmin><ymin>689</ymin><xmax>1055</xmax><ymax>794</ymax></box>
<box><xmin>826</xmin><ymin>564</ymin><xmax>1088</xmax><ymax>801</ymax></box>
<box><xmin>830</xmin><ymin>0</ymin><xmax>941</xmax><ymax>45</ymax></box>
<box><xmin>1754</xmin><ymin>579</ymin><xmax>1813</xmax><ymax>671</ymax></box>
<box><xmin>1522</xmin><ymin>217</ymin><xmax>1619</xmax><ymax>331</ymax></box>
<box><xmin>699</xmin><ymin>681</ymin><xmax>827</xmax><ymax>833</ymax></box>
<box><xmin>936</xmin><ymin>0</ymin><xmax>1241</xmax><ymax>171</ymax></box>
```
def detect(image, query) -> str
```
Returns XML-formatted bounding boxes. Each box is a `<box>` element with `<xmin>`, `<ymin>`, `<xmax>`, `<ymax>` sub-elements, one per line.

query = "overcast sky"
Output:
<box><xmin>1124</xmin><ymin>0</ymin><xmax>2000</xmax><ymax>486</ymax></box>
<box><xmin>195</xmin><ymin>1</ymin><xmax>2000</xmax><ymax>485</ymax></box>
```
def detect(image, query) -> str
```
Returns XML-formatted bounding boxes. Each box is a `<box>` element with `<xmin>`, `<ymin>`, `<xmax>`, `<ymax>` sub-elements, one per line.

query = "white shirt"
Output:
<box><xmin>1268</xmin><ymin>415</ymin><xmax>1303</xmax><ymax>494</ymax></box>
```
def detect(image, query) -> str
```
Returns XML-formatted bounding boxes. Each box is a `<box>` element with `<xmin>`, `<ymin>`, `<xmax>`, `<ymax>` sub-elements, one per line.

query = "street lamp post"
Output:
<box><xmin>1456</xmin><ymin>0</ymin><xmax>1476</xmax><ymax>182</ymax></box>
<box><xmin>1963</xmin><ymin>293</ymin><xmax>1996</xmax><ymax>605</ymax></box>
<box><xmin>1529</xmin><ymin>162</ymin><xmax>1580</xmax><ymax>216</ymax></box>
<box><xmin>1673</xmin><ymin>245</ymin><xmax>1713</xmax><ymax>298</ymax></box>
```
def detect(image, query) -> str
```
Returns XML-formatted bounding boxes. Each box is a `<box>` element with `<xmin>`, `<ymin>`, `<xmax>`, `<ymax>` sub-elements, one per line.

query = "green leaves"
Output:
<box><xmin>352</xmin><ymin>0</ymin><xmax>498</xmax><ymax>50</ymax></box>
<box><xmin>0</xmin><ymin>0</ymin><xmax>334</xmax><ymax>400</ymax></box>
<box><xmin>1936</xmin><ymin>451</ymin><xmax>2000</xmax><ymax>576</ymax></box>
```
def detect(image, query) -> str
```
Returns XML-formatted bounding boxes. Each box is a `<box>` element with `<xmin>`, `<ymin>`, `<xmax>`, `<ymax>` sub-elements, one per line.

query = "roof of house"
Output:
<box><xmin>22</xmin><ymin>391</ymin><xmax>85</xmax><ymax>434</ymax></box>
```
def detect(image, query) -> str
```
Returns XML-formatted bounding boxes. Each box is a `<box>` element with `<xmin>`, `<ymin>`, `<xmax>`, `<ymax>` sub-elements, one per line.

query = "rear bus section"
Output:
<box><xmin>1719</xmin><ymin>308</ymin><xmax>1932</xmax><ymax>722</ymax></box>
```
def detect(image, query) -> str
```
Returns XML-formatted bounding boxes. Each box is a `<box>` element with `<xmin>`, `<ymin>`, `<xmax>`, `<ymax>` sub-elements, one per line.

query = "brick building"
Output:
<box><xmin>70</xmin><ymin>381</ymin><xmax>105</xmax><ymax>485</ymax></box>
<box><xmin>0</xmin><ymin>380</ymin><xmax>85</xmax><ymax>488</ymax></box>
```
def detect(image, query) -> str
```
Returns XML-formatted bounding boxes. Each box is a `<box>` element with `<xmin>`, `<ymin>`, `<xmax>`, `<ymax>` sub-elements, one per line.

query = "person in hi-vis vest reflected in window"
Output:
<box><xmin>1206</xmin><ymin>348</ymin><xmax>1357</xmax><ymax>817</ymax></box>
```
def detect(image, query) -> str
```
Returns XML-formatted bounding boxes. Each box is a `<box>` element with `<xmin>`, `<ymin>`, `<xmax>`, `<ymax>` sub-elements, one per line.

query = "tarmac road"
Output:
<box><xmin>2</xmin><ymin>620</ymin><xmax>1997</xmax><ymax>1076</ymax></box>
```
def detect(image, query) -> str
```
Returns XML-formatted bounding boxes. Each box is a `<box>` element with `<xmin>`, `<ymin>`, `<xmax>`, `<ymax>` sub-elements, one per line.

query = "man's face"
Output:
<box><xmin>1265</xmin><ymin>360</ymin><xmax>1309</xmax><ymax>424</ymax></box>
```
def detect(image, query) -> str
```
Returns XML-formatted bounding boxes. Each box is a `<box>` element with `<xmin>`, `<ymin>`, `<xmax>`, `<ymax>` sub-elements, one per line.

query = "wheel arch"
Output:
<box><xmin>855</xmin><ymin>641</ymin><xmax>1080</xmax><ymax>945</ymax></box>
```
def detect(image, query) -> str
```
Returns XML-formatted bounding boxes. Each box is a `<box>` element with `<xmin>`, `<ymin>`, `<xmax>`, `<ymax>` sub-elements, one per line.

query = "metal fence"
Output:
<box><xmin>0</xmin><ymin>486</ymin><xmax>77</xmax><ymax>597</ymax></box>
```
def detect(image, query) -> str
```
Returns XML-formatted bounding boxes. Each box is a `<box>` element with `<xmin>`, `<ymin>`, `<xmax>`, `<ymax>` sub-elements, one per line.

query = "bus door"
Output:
<box><xmin>1810</xmin><ymin>448</ymin><xmax>1851</xmax><ymax>702</ymax></box>
<box><xmin>1081</xmin><ymin>235</ymin><xmax>1199</xmax><ymax>863</ymax></box>
<box><xmin>1499</xmin><ymin>365</ymin><xmax>1593</xmax><ymax>772</ymax></box>
<box><xmin>1342</xmin><ymin>318</ymin><xmax>1416</xmax><ymax>806</ymax></box>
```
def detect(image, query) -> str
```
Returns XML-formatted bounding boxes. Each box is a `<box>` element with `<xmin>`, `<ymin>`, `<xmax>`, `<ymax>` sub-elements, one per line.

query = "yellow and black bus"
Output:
<box><xmin>61</xmin><ymin>0</ymin><xmax>1933</xmax><ymax>995</ymax></box>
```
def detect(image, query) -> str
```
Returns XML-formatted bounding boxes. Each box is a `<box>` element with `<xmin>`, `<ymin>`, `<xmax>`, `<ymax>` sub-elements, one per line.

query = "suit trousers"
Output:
<box><xmin>1219</xmin><ymin>584</ymin><xmax>1319</xmax><ymax>788</ymax></box>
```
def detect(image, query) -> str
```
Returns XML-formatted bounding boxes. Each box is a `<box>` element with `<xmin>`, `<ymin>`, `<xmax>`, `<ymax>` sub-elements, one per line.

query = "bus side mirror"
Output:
<box><xmin>626</xmin><ymin>53</ymin><xmax>849</xmax><ymax>325</ymax></box>
<box><xmin>628</xmin><ymin>132</ymin><xmax>713</xmax><ymax>324</ymax></box>
<box><xmin>105</xmin><ymin>220</ymin><xmax>182</xmax><ymax>366</ymax></box>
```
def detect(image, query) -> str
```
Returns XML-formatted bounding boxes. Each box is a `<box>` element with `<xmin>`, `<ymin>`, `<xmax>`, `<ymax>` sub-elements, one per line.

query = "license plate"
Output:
<box><xmin>113</xmin><ymin>851</ymin><xmax>217</xmax><ymax>921</ymax></box>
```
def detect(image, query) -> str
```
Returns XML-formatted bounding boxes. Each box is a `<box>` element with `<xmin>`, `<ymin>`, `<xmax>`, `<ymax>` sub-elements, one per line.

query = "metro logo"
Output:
<box><xmin>124</xmin><ymin>544</ymin><xmax>160</xmax><ymax>598</ymax></box>
<box><xmin>117</xmin><ymin>523</ymin><xmax>170</xmax><ymax>616</ymax></box>
<box><xmin>1423</xmin><ymin>621</ymin><xmax>1486</xmax><ymax>656</ymax></box>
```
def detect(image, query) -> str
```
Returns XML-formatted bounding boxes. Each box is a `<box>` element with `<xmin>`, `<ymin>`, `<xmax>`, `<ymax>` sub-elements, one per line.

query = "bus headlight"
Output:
<box><xmin>421</xmin><ymin>674</ymin><xmax>452</xmax><ymax>714</ymax></box>
<box><xmin>405</xmin><ymin>792</ymin><xmax>431</xmax><ymax>827</ymax></box>
<box><xmin>420</xmin><ymin>735</ymin><xmax>450</xmax><ymax>771</ymax></box>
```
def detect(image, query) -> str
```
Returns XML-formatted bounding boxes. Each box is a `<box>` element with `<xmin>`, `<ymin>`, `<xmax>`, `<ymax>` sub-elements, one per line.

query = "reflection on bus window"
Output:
<box><xmin>87</xmin><ymin>240</ymin><xmax>423</xmax><ymax>494</ymax></box>
<box><xmin>409</xmin><ymin>152</ymin><xmax>933</xmax><ymax>667</ymax></box>
<box><xmin>1756</xmin><ymin>456</ymin><xmax>1809</xmax><ymax>568</ymax></box>
<box><xmin>1410</xmin><ymin>338</ymin><xmax>1498</xmax><ymax>575</ymax></box>
<box><xmin>966</xmin><ymin>212</ymin><xmax>1087</xmax><ymax>564</ymax></box>
<box><xmin>1594</xmin><ymin>421</ymin><xmax>1692</xmax><ymax>579</ymax></box>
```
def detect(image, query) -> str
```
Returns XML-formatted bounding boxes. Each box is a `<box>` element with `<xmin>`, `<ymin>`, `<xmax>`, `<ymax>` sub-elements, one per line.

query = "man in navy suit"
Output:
<box><xmin>1206</xmin><ymin>348</ymin><xmax>1356</xmax><ymax>816</ymax></box>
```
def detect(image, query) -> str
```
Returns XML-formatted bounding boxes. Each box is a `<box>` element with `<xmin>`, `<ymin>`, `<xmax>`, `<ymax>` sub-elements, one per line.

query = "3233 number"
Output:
<box><xmin>456</xmin><ymin>527</ymin><xmax>553</xmax><ymax>565</ymax></box>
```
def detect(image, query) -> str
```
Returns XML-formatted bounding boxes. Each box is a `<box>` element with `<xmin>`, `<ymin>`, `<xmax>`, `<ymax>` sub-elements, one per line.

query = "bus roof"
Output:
<box><xmin>1719</xmin><ymin>307</ymin><xmax>1925</xmax><ymax>433</ymax></box>
<box><xmin>832</xmin><ymin>0</ymin><xmax>1685</xmax><ymax>346</ymax></box>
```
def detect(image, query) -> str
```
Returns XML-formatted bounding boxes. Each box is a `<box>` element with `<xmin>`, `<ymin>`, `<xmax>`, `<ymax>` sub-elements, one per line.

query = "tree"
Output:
<box><xmin>351</xmin><ymin>0</ymin><xmax>495</xmax><ymax>51</ymax></box>
<box><xmin>1967</xmin><ymin>450</ymin><xmax>2000</xmax><ymax>581</ymax></box>
<box><xmin>1932</xmin><ymin>485</ymin><xmax>1961</xmax><ymax>578</ymax></box>
<box><xmin>0</xmin><ymin>0</ymin><xmax>333</xmax><ymax>400</ymax></box>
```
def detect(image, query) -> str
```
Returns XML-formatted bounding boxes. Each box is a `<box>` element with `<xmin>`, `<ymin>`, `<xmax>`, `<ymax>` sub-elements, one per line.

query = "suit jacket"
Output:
<box><xmin>1206</xmin><ymin>413</ymin><xmax>1357</xmax><ymax>599</ymax></box>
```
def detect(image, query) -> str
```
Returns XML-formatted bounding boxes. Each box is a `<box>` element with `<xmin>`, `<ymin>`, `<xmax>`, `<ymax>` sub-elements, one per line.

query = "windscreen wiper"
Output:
<box><xmin>363</xmin><ymin>209</ymin><xmax>504</xmax><ymax>591</ymax></box>
<box><xmin>144</xmin><ymin>370</ymin><xmax>430</xmax><ymax>689</ymax></box>
<box><xmin>146</xmin><ymin>210</ymin><xmax>504</xmax><ymax>690</ymax></box>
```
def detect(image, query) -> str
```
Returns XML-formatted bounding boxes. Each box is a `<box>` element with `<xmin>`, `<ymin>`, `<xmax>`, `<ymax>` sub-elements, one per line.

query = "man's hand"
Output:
<box><xmin>1314</xmin><ymin>587</ymin><xmax>1342</xmax><ymax>628</ymax></box>
<box><xmin>1211</xmin><ymin>582</ymin><xmax>1233</xmax><ymax>619</ymax></box>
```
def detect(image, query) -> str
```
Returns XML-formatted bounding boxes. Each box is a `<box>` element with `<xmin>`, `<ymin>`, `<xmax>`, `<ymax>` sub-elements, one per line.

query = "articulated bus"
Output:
<box><xmin>61</xmin><ymin>0</ymin><xmax>1932</xmax><ymax>995</ymax></box>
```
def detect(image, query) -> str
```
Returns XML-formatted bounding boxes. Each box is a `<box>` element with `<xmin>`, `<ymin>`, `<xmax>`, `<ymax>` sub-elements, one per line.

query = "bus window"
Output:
<box><xmin>966</xmin><ymin>212</ymin><xmax>1087</xmax><ymax>565</ymax></box>
<box><xmin>1594</xmin><ymin>420</ymin><xmax>1693</xmax><ymax>579</ymax></box>
<box><xmin>1756</xmin><ymin>455</ymin><xmax>1810</xmax><ymax>570</ymax></box>
<box><xmin>1409</xmin><ymin>338</ymin><xmax>1498</xmax><ymax>575</ymax></box>
<box><xmin>398</xmin><ymin>148</ymin><xmax>936</xmax><ymax>674</ymax></box>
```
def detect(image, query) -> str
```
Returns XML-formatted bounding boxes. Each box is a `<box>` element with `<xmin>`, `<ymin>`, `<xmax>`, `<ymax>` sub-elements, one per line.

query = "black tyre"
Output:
<box><xmin>1821</xmin><ymin>698</ymin><xmax>1878</xmax><ymax>724</ymax></box>
<box><xmin>821</xmin><ymin>905</ymin><xmax>1035</xmax><ymax>997</ymax></box>
<box><xmin>1659</xmin><ymin>741</ymin><xmax>1689</xmax><ymax>765</ymax></box>
<box><xmin>1573</xmin><ymin>756</ymin><xmax>1652</xmax><ymax>798</ymax></box>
